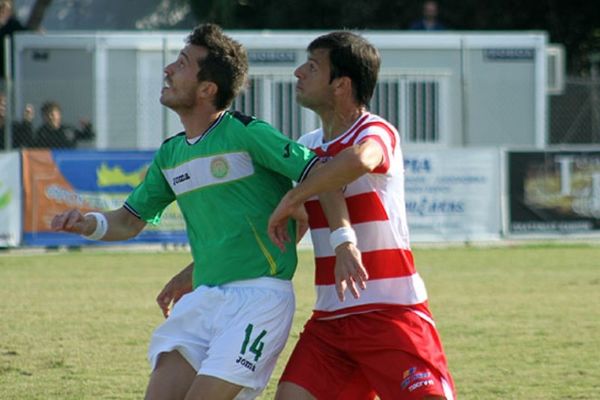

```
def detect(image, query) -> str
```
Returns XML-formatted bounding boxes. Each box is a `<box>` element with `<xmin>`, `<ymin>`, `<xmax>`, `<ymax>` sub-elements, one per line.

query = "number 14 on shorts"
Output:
<box><xmin>239</xmin><ymin>323</ymin><xmax>267</xmax><ymax>363</ymax></box>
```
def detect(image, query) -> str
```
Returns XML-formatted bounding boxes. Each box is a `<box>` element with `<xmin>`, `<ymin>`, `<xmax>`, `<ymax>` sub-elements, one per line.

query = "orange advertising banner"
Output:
<box><xmin>21</xmin><ymin>149</ymin><xmax>186</xmax><ymax>246</ymax></box>
<box><xmin>22</xmin><ymin>149</ymin><xmax>96</xmax><ymax>233</ymax></box>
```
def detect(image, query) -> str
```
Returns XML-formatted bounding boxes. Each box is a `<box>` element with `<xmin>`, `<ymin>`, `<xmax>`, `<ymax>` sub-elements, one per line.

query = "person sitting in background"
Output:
<box><xmin>0</xmin><ymin>92</ymin><xmax>35</xmax><ymax>149</ymax></box>
<box><xmin>34</xmin><ymin>101</ymin><xmax>95</xmax><ymax>148</ymax></box>
<box><xmin>409</xmin><ymin>0</ymin><xmax>446</xmax><ymax>31</ymax></box>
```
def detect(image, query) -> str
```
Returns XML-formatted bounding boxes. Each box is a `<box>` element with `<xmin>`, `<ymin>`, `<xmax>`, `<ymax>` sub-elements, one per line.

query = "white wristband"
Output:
<box><xmin>83</xmin><ymin>212</ymin><xmax>108</xmax><ymax>240</ymax></box>
<box><xmin>329</xmin><ymin>227</ymin><xmax>357</xmax><ymax>250</ymax></box>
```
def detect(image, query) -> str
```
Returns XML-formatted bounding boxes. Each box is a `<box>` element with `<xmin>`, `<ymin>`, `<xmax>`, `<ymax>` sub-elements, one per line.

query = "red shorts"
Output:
<box><xmin>280</xmin><ymin>307</ymin><xmax>455</xmax><ymax>400</ymax></box>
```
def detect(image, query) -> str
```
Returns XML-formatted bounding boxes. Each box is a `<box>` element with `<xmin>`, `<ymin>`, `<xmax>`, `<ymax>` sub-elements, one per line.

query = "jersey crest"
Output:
<box><xmin>210</xmin><ymin>156</ymin><xmax>230</xmax><ymax>178</ymax></box>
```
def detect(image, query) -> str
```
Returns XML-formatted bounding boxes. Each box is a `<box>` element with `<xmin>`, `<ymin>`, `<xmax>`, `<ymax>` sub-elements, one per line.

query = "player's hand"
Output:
<box><xmin>268</xmin><ymin>192</ymin><xmax>299</xmax><ymax>251</ymax></box>
<box><xmin>334</xmin><ymin>242</ymin><xmax>368</xmax><ymax>302</ymax></box>
<box><xmin>156</xmin><ymin>271</ymin><xmax>193</xmax><ymax>318</ymax></box>
<box><xmin>50</xmin><ymin>209</ymin><xmax>92</xmax><ymax>235</ymax></box>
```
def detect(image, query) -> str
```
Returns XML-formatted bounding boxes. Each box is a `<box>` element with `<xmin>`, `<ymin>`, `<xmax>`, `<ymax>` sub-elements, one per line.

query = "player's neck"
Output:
<box><xmin>180</xmin><ymin>108</ymin><xmax>223</xmax><ymax>140</ymax></box>
<box><xmin>320</xmin><ymin>106</ymin><xmax>365</xmax><ymax>142</ymax></box>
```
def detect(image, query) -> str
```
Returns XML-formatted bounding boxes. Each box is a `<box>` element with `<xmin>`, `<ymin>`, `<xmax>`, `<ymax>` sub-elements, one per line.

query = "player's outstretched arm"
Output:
<box><xmin>268</xmin><ymin>139</ymin><xmax>384</xmax><ymax>249</ymax></box>
<box><xmin>50</xmin><ymin>206</ymin><xmax>146</xmax><ymax>241</ymax></box>
<box><xmin>156</xmin><ymin>262</ymin><xmax>194</xmax><ymax>318</ymax></box>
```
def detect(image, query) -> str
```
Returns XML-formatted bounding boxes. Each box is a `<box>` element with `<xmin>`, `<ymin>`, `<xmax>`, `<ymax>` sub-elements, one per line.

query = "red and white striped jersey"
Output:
<box><xmin>299</xmin><ymin>112</ymin><xmax>431</xmax><ymax>320</ymax></box>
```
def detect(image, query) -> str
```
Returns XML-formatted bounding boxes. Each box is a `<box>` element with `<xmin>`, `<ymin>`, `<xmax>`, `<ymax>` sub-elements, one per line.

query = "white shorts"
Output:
<box><xmin>148</xmin><ymin>277</ymin><xmax>295</xmax><ymax>399</ymax></box>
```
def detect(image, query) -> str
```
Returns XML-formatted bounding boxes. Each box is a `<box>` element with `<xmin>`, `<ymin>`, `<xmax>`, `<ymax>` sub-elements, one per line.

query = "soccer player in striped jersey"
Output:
<box><xmin>50</xmin><ymin>24</ymin><xmax>328</xmax><ymax>400</ymax></box>
<box><xmin>267</xmin><ymin>31</ymin><xmax>456</xmax><ymax>400</ymax></box>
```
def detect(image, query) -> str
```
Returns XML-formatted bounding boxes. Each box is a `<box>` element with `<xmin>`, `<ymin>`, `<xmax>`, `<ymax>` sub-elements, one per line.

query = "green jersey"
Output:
<box><xmin>125</xmin><ymin>111</ymin><xmax>317</xmax><ymax>287</ymax></box>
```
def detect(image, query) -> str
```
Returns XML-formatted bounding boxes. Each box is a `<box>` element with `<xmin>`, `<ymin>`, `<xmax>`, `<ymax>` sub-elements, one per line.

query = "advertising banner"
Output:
<box><xmin>404</xmin><ymin>148</ymin><xmax>502</xmax><ymax>242</ymax></box>
<box><xmin>508</xmin><ymin>150</ymin><xmax>600</xmax><ymax>234</ymax></box>
<box><xmin>22</xmin><ymin>149</ymin><xmax>187</xmax><ymax>246</ymax></box>
<box><xmin>0</xmin><ymin>152</ymin><xmax>22</xmax><ymax>247</ymax></box>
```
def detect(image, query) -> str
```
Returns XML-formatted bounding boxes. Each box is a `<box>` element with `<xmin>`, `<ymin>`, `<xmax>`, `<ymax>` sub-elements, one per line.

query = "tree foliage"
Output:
<box><xmin>189</xmin><ymin>0</ymin><xmax>600</xmax><ymax>75</ymax></box>
<box><xmin>26</xmin><ymin>0</ymin><xmax>53</xmax><ymax>30</ymax></box>
<box><xmin>22</xmin><ymin>0</ymin><xmax>599</xmax><ymax>74</ymax></box>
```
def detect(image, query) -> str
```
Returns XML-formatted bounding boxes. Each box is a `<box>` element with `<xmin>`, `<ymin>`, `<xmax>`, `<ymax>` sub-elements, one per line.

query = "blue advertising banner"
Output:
<box><xmin>22</xmin><ymin>149</ymin><xmax>187</xmax><ymax>246</ymax></box>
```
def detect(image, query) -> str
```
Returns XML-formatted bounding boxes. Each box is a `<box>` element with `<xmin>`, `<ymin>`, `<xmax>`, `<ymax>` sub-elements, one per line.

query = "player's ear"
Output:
<box><xmin>332</xmin><ymin>76</ymin><xmax>352</xmax><ymax>96</ymax></box>
<box><xmin>198</xmin><ymin>81</ymin><xmax>218</xmax><ymax>99</ymax></box>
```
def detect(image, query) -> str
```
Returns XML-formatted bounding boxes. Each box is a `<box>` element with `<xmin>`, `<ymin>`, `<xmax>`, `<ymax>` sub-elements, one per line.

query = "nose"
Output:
<box><xmin>164</xmin><ymin>62</ymin><xmax>174</xmax><ymax>75</ymax></box>
<box><xmin>294</xmin><ymin>65</ymin><xmax>303</xmax><ymax>79</ymax></box>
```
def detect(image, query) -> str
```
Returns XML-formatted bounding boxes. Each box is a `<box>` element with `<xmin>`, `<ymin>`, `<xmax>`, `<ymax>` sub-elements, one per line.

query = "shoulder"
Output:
<box><xmin>358</xmin><ymin>113</ymin><xmax>397</xmax><ymax>133</ymax></box>
<box><xmin>229</xmin><ymin>110</ymin><xmax>256</xmax><ymax>126</ymax></box>
<box><xmin>35</xmin><ymin>124</ymin><xmax>52</xmax><ymax>134</ymax></box>
<box><xmin>226</xmin><ymin>110</ymin><xmax>282</xmax><ymax>137</ymax></box>
<box><xmin>161</xmin><ymin>131</ymin><xmax>186</xmax><ymax>146</ymax></box>
<box><xmin>298</xmin><ymin>128</ymin><xmax>323</xmax><ymax>147</ymax></box>
<box><xmin>354</xmin><ymin>113</ymin><xmax>399</xmax><ymax>146</ymax></box>
<box><xmin>227</xmin><ymin>110</ymin><xmax>272</xmax><ymax>132</ymax></box>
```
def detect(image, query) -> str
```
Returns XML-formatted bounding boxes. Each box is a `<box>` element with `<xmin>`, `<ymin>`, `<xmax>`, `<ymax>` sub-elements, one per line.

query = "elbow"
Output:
<box><xmin>129</xmin><ymin>223</ymin><xmax>145</xmax><ymax>238</ymax></box>
<box><xmin>129</xmin><ymin>218</ymin><xmax>147</xmax><ymax>238</ymax></box>
<box><xmin>353</xmin><ymin>149</ymin><xmax>378</xmax><ymax>174</ymax></box>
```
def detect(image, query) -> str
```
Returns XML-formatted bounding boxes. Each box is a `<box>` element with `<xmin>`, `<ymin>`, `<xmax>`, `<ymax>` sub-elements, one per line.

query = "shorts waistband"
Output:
<box><xmin>220</xmin><ymin>277</ymin><xmax>293</xmax><ymax>292</ymax></box>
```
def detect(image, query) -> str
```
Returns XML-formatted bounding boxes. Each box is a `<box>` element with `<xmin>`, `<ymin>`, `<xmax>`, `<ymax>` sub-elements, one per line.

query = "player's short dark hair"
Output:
<box><xmin>187</xmin><ymin>23</ymin><xmax>248</xmax><ymax>110</ymax></box>
<box><xmin>308</xmin><ymin>31</ymin><xmax>381</xmax><ymax>107</ymax></box>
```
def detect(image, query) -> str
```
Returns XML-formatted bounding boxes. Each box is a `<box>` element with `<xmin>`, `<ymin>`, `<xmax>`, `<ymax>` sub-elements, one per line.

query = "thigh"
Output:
<box><xmin>360</xmin><ymin>351</ymin><xmax>452</xmax><ymax>400</ymax></box>
<box><xmin>145</xmin><ymin>350</ymin><xmax>197</xmax><ymax>400</ymax></box>
<box><xmin>277</xmin><ymin>375</ymin><xmax>375</xmax><ymax>400</ymax></box>
<box><xmin>184</xmin><ymin>374</ymin><xmax>244</xmax><ymax>400</ymax></box>
<box><xmin>276</xmin><ymin>381</ymin><xmax>316</xmax><ymax>400</ymax></box>
<box><xmin>200</xmin><ymin>281</ymin><xmax>295</xmax><ymax>395</ymax></box>
<box><xmin>348</xmin><ymin>309</ymin><xmax>455</xmax><ymax>400</ymax></box>
<box><xmin>148</xmin><ymin>288</ymin><xmax>211</xmax><ymax>372</ymax></box>
<box><xmin>279</xmin><ymin>319</ymin><xmax>373</xmax><ymax>400</ymax></box>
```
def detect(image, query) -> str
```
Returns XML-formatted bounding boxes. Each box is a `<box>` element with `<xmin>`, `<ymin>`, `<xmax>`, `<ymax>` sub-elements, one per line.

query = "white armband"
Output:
<box><xmin>83</xmin><ymin>212</ymin><xmax>108</xmax><ymax>240</ymax></box>
<box><xmin>329</xmin><ymin>226</ymin><xmax>357</xmax><ymax>250</ymax></box>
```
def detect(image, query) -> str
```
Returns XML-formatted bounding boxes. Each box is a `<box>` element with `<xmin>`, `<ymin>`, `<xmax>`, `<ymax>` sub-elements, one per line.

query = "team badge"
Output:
<box><xmin>210</xmin><ymin>156</ymin><xmax>229</xmax><ymax>178</ymax></box>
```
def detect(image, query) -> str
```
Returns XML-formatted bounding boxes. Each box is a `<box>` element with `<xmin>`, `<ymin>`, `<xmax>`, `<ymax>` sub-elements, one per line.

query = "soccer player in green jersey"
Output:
<box><xmin>50</xmin><ymin>24</ymin><xmax>328</xmax><ymax>400</ymax></box>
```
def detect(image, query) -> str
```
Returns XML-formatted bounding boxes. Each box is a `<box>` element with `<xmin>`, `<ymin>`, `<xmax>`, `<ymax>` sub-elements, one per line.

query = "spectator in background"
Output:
<box><xmin>0</xmin><ymin>92</ymin><xmax>35</xmax><ymax>149</ymax></box>
<box><xmin>35</xmin><ymin>101</ymin><xmax>95</xmax><ymax>148</ymax></box>
<box><xmin>0</xmin><ymin>0</ymin><xmax>27</xmax><ymax>82</ymax></box>
<box><xmin>409</xmin><ymin>0</ymin><xmax>446</xmax><ymax>31</ymax></box>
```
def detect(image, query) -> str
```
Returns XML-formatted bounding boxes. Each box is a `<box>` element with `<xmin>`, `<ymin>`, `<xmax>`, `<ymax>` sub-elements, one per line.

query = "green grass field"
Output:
<box><xmin>1</xmin><ymin>244</ymin><xmax>599</xmax><ymax>399</ymax></box>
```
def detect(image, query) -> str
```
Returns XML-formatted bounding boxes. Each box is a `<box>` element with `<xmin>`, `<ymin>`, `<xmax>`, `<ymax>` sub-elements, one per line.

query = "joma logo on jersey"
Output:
<box><xmin>172</xmin><ymin>173</ymin><xmax>191</xmax><ymax>185</ymax></box>
<box><xmin>235</xmin><ymin>356</ymin><xmax>256</xmax><ymax>372</ymax></box>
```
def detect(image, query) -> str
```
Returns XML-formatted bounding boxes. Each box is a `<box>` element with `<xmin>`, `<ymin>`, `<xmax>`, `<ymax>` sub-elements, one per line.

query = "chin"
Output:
<box><xmin>295</xmin><ymin>94</ymin><xmax>306</xmax><ymax>106</ymax></box>
<box><xmin>160</xmin><ymin>96</ymin><xmax>173</xmax><ymax>108</ymax></box>
<box><xmin>296</xmin><ymin>98</ymin><xmax>311</xmax><ymax>109</ymax></box>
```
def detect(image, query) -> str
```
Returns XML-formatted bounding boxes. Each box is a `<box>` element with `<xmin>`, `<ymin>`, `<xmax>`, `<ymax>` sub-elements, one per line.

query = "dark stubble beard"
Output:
<box><xmin>161</xmin><ymin>85</ymin><xmax>197</xmax><ymax>112</ymax></box>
